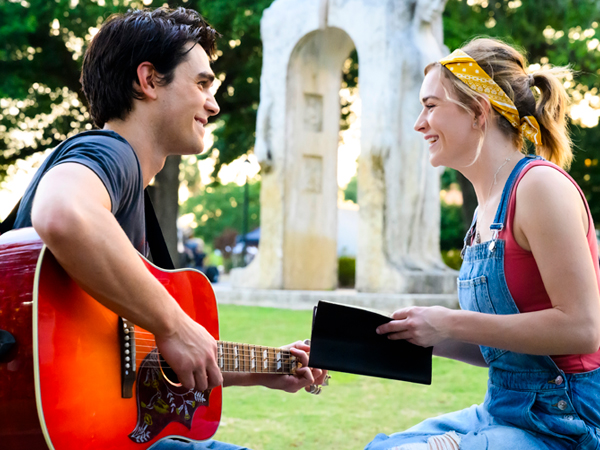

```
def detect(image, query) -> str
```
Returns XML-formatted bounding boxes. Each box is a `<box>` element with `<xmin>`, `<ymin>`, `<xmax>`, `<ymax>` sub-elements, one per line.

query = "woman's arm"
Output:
<box><xmin>433</xmin><ymin>339</ymin><xmax>488</xmax><ymax>367</ymax></box>
<box><xmin>378</xmin><ymin>167</ymin><xmax>600</xmax><ymax>356</ymax></box>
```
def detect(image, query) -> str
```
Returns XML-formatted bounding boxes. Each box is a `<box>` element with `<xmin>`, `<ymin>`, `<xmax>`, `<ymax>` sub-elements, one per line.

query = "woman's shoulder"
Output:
<box><xmin>516</xmin><ymin>161</ymin><xmax>581</xmax><ymax>202</ymax></box>
<box><xmin>514</xmin><ymin>161</ymin><xmax>588</xmax><ymax>234</ymax></box>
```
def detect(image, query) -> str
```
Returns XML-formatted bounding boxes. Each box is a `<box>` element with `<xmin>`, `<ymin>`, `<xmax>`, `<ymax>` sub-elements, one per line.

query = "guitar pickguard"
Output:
<box><xmin>129</xmin><ymin>349</ymin><xmax>210</xmax><ymax>443</ymax></box>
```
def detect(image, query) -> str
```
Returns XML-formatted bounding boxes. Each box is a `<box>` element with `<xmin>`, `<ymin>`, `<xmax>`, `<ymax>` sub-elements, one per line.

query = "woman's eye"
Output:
<box><xmin>425</xmin><ymin>104</ymin><xmax>435</xmax><ymax>110</ymax></box>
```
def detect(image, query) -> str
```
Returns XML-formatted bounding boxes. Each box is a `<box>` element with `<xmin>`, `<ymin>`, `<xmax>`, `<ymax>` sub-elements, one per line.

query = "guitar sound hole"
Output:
<box><xmin>158</xmin><ymin>355</ymin><xmax>181</xmax><ymax>387</ymax></box>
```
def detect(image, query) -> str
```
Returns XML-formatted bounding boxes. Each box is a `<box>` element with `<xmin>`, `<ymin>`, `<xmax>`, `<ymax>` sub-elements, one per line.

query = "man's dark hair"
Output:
<box><xmin>81</xmin><ymin>7</ymin><xmax>219</xmax><ymax>128</ymax></box>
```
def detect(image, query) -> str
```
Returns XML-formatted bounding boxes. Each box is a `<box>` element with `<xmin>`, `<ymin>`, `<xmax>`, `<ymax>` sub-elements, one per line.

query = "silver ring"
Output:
<box><xmin>308</xmin><ymin>384</ymin><xmax>322</xmax><ymax>395</ymax></box>
<box><xmin>303</xmin><ymin>339</ymin><xmax>311</xmax><ymax>346</ymax></box>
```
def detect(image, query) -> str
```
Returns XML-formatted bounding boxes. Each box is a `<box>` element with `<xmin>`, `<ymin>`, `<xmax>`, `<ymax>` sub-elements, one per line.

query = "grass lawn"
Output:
<box><xmin>211</xmin><ymin>305</ymin><xmax>489</xmax><ymax>449</ymax></box>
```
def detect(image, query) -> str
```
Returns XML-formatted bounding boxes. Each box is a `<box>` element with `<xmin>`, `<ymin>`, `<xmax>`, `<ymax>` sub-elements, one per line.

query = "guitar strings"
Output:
<box><xmin>131</xmin><ymin>343</ymin><xmax>294</xmax><ymax>355</ymax></box>
<box><xmin>126</xmin><ymin>331</ymin><xmax>297</xmax><ymax>373</ymax></box>
<box><xmin>132</xmin><ymin>330</ymin><xmax>296</xmax><ymax>351</ymax></box>
<box><xmin>131</xmin><ymin>344</ymin><xmax>293</xmax><ymax>356</ymax></box>
<box><xmin>130</xmin><ymin>347</ymin><xmax>295</xmax><ymax>359</ymax></box>
<box><xmin>130</xmin><ymin>345</ymin><xmax>297</xmax><ymax>373</ymax></box>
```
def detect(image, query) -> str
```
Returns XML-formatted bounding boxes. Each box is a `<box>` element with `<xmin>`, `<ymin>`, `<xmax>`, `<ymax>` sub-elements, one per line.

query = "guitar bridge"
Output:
<box><xmin>119</xmin><ymin>317</ymin><xmax>136</xmax><ymax>398</ymax></box>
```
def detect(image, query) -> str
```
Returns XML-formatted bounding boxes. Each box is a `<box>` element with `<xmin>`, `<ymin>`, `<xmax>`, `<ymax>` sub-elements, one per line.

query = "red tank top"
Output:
<box><xmin>500</xmin><ymin>160</ymin><xmax>600</xmax><ymax>373</ymax></box>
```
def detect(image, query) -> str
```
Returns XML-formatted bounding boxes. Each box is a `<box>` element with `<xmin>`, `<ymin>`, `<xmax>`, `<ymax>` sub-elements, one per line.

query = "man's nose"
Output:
<box><xmin>206</xmin><ymin>94</ymin><xmax>220</xmax><ymax>116</ymax></box>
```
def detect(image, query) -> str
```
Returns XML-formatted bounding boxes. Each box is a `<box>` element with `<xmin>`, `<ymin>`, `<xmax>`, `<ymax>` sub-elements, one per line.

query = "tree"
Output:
<box><xmin>343</xmin><ymin>174</ymin><xmax>358</xmax><ymax>203</ymax></box>
<box><xmin>0</xmin><ymin>0</ymin><xmax>121</xmax><ymax>179</ymax></box>
<box><xmin>179</xmin><ymin>179</ymin><xmax>261</xmax><ymax>248</ymax></box>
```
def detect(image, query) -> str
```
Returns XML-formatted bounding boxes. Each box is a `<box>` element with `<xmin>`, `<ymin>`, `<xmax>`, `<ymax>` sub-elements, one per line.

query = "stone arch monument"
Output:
<box><xmin>230</xmin><ymin>0</ymin><xmax>456</xmax><ymax>295</ymax></box>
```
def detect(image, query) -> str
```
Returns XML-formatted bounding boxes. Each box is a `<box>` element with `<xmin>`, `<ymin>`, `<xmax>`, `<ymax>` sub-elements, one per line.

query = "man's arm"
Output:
<box><xmin>31</xmin><ymin>162</ymin><xmax>222</xmax><ymax>391</ymax></box>
<box><xmin>222</xmin><ymin>341</ymin><xmax>328</xmax><ymax>392</ymax></box>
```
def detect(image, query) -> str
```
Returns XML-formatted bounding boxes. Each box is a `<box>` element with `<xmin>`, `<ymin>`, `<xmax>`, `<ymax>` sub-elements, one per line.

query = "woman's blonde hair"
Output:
<box><xmin>425</xmin><ymin>38</ymin><xmax>573</xmax><ymax>169</ymax></box>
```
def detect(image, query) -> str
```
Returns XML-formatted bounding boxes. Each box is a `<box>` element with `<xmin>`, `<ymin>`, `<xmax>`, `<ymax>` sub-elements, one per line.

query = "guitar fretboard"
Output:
<box><xmin>216</xmin><ymin>341</ymin><xmax>298</xmax><ymax>374</ymax></box>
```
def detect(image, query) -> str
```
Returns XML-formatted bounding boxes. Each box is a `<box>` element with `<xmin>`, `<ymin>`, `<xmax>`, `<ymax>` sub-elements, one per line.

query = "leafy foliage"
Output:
<box><xmin>340</xmin><ymin>49</ymin><xmax>359</xmax><ymax>130</ymax></box>
<box><xmin>570</xmin><ymin>124</ymin><xmax>600</xmax><ymax>220</ymax></box>
<box><xmin>180</xmin><ymin>179</ymin><xmax>260</xmax><ymax>248</ymax></box>
<box><xmin>194</xmin><ymin>0</ymin><xmax>273</xmax><ymax>175</ymax></box>
<box><xmin>0</xmin><ymin>0</ymin><xmax>123</xmax><ymax>181</ymax></box>
<box><xmin>440</xmin><ymin>200</ymin><xmax>465</xmax><ymax>251</ymax></box>
<box><xmin>343</xmin><ymin>174</ymin><xmax>358</xmax><ymax>203</ymax></box>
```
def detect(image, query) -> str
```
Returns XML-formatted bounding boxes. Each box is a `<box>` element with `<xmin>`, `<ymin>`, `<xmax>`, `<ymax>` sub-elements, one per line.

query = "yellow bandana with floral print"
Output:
<box><xmin>439</xmin><ymin>49</ymin><xmax>542</xmax><ymax>146</ymax></box>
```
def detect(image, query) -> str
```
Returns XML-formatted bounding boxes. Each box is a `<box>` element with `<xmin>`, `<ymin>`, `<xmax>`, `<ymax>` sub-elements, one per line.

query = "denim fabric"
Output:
<box><xmin>365</xmin><ymin>156</ymin><xmax>600</xmax><ymax>450</ymax></box>
<box><xmin>151</xmin><ymin>438</ymin><xmax>250</xmax><ymax>450</ymax></box>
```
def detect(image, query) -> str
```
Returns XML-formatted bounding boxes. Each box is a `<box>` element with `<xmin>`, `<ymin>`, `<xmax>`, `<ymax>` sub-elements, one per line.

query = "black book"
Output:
<box><xmin>308</xmin><ymin>301</ymin><xmax>433</xmax><ymax>385</ymax></box>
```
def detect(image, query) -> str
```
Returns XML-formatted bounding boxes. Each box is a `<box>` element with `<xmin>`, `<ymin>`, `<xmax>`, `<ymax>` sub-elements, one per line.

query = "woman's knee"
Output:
<box><xmin>388</xmin><ymin>431</ymin><xmax>461</xmax><ymax>450</ymax></box>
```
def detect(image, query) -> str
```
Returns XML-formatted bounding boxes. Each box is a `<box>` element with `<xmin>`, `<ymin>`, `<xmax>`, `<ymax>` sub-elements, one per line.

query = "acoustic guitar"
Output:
<box><xmin>0</xmin><ymin>228</ymin><xmax>299</xmax><ymax>450</ymax></box>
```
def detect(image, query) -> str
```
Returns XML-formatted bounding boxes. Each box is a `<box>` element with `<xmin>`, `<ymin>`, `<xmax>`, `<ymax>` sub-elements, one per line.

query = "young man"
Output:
<box><xmin>12</xmin><ymin>7</ymin><xmax>325</xmax><ymax>449</ymax></box>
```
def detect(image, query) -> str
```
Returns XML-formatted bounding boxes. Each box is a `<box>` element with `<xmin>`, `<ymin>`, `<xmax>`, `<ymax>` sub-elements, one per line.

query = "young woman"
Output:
<box><xmin>366</xmin><ymin>38</ymin><xmax>600</xmax><ymax>450</ymax></box>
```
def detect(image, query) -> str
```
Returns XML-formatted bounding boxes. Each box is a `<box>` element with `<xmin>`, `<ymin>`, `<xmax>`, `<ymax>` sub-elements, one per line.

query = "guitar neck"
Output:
<box><xmin>216</xmin><ymin>341</ymin><xmax>298</xmax><ymax>374</ymax></box>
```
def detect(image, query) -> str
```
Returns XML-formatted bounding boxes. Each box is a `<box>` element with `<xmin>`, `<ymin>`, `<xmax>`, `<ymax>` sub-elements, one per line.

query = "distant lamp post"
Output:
<box><xmin>242</xmin><ymin>158</ymin><xmax>251</xmax><ymax>267</ymax></box>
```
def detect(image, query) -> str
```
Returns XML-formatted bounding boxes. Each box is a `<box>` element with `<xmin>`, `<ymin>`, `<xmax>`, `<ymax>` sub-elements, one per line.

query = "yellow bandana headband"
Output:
<box><xmin>439</xmin><ymin>49</ymin><xmax>542</xmax><ymax>146</ymax></box>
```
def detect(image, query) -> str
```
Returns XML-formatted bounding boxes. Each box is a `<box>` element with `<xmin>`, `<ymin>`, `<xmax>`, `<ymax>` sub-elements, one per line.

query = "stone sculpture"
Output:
<box><xmin>231</xmin><ymin>0</ymin><xmax>456</xmax><ymax>294</ymax></box>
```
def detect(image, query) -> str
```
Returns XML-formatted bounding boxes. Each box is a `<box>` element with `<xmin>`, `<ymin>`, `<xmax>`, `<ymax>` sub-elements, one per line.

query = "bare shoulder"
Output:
<box><xmin>516</xmin><ymin>165</ymin><xmax>583</xmax><ymax>211</ymax></box>
<box><xmin>513</xmin><ymin>164</ymin><xmax>588</xmax><ymax>249</ymax></box>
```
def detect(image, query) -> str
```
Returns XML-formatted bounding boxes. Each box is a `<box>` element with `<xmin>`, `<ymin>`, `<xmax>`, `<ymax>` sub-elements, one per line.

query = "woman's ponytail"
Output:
<box><xmin>531</xmin><ymin>68</ymin><xmax>573</xmax><ymax>170</ymax></box>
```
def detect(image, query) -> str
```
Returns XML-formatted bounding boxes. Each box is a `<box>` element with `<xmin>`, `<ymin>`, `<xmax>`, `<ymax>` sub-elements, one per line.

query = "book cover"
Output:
<box><xmin>308</xmin><ymin>300</ymin><xmax>433</xmax><ymax>385</ymax></box>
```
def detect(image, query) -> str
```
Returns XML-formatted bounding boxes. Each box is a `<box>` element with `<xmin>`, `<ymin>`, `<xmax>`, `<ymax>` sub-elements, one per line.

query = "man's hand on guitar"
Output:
<box><xmin>154</xmin><ymin>314</ymin><xmax>222</xmax><ymax>391</ymax></box>
<box><xmin>260</xmin><ymin>340</ymin><xmax>328</xmax><ymax>393</ymax></box>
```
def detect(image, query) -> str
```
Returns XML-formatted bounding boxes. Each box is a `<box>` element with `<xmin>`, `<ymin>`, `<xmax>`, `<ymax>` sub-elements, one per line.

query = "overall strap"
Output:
<box><xmin>144</xmin><ymin>189</ymin><xmax>175</xmax><ymax>270</ymax></box>
<box><xmin>490</xmin><ymin>155</ymin><xmax>543</xmax><ymax>234</ymax></box>
<box><xmin>460</xmin><ymin>156</ymin><xmax>542</xmax><ymax>257</ymax></box>
<box><xmin>0</xmin><ymin>200</ymin><xmax>21</xmax><ymax>235</ymax></box>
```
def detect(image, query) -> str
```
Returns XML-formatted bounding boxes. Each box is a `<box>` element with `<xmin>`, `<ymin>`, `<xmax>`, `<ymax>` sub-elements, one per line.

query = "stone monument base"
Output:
<box><xmin>213</xmin><ymin>284</ymin><xmax>458</xmax><ymax>314</ymax></box>
<box><xmin>359</xmin><ymin>268</ymin><xmax>459</xmax><ymax>295</ymax></box>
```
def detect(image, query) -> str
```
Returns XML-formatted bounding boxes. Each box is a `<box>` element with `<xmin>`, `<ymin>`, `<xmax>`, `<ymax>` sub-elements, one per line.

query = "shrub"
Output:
<box><xmin>441</xmin><ymin>249</ymin><xmax>463</xmax><ymax>270</ymax></box>
<box><xmin>338</xmin><ymin>256</ymin><xmax>356</xmax><ymax>288</ymax></box>
<box><xmin>441</xmin><ymin>201</ymin><xmax>466</xmax><ymax>251</ymax></box>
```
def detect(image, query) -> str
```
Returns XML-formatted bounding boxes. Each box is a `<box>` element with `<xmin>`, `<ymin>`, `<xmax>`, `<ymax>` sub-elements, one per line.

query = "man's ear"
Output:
<box><xmin>135</xmin><ymin>62</ymin><xmax>159</xmax><ymax>100</ymax></box>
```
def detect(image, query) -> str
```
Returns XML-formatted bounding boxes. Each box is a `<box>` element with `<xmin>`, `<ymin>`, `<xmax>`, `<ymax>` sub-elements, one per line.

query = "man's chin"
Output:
<box><xmin>179</xmin><ymin>144</ymin><xmax>205</xmax><ymax>156</ymax></box>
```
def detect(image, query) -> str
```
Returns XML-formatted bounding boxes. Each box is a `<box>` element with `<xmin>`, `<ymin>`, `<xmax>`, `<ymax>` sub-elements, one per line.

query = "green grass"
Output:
<box><xmin>212</xmin><ymin>305</ymin><xmax>488</xmax><ymax>449</ymax></box>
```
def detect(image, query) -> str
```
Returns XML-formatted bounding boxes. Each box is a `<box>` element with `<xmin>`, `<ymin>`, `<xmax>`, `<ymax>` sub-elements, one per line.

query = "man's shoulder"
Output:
<box><xmin>52</xmin><ymin>129</ymin><xmax>139</xmax><ymax>168</ymax></box>
<box><xmin>58</xmin><ymin>129</ymin><xmax>133</xmax><ymax>153</ymax></box>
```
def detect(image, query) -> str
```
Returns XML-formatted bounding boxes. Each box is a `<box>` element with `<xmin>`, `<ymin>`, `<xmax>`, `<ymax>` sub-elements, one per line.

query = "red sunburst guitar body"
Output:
<box><xmin>0</xmin><ymin>228</ymin><xmax>237</xmax><ymax>449</ymax></box>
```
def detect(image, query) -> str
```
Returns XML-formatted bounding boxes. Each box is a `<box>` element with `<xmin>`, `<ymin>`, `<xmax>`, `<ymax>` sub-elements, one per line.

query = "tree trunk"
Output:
<box><xmin>456</xmin><ymin>171</ymin><xmax>477</xmax><ymax>231</ymax></box>
<box><xmin>147</xmin><ymin>155</ymin><xmax>181</xmax><ymax>268</ymax></box>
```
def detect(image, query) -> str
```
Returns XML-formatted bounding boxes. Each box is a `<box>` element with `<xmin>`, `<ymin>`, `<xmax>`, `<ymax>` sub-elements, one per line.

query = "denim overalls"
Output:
<box><xmin>366</xmin><ymin>156</ymin><xmax>600</xmax><ymax>450</ymax></box>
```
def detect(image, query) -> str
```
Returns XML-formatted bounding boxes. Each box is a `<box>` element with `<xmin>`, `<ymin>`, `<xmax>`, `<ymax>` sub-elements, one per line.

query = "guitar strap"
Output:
<box><xmin>143</xmin><ymin>190</ymin><xmax>175</xmax><ymax>270</ymax></box>
<box><xmin>0</xmin><ymin>199</ymin><xmax>20</xmax><ymax>235</ymax></box>
<box><xmin>0</xmin><ymin>191</ymin><xmax>175</xmax><ymax>270</ymax></box>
